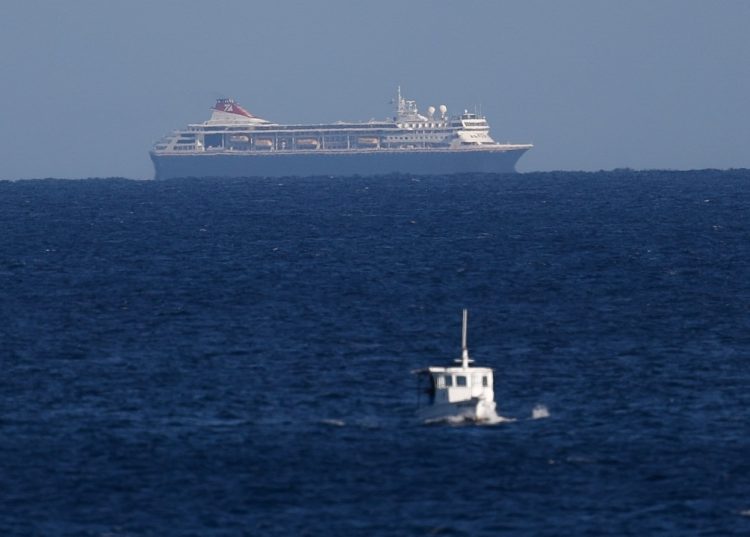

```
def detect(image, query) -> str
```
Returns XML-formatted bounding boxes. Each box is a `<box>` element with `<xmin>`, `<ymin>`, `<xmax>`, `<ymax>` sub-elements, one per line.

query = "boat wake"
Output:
<box><xmin>320</xmin><ymin>418</ymin><xmax>346</xmax><ymax>427</ymax></box>
<box><xmin>423</xmin><ymin>405</ymin><xmax>550</xmax><ymax>426</ymax></box>
<box><xmin>424</xmin><ymin>409</ymin><xmax>515</xmax><ymax>426</ymax></box>
<box><xmin>531</xmin><ymin>404</ymin><xmax>550</xmax><ymax>419</ymax></box>
<box><xmin>481</xmin><ymin>409</ymin><xmax>516</xmax><ymax>425</ymax></box>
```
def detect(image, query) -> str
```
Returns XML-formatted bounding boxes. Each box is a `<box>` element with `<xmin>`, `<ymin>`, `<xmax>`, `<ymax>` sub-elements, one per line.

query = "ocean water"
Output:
<box><xmin>1</xmin><ymin>170</ymin><xmax>750</xmax><ymax>536</ymax></box>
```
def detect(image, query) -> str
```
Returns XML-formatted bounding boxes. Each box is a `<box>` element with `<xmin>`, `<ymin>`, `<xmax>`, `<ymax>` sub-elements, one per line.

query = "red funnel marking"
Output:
<box><xmin>213</xmin><ymin>99</ymin><xmax>254</xmax><ymax>118</ymax></box>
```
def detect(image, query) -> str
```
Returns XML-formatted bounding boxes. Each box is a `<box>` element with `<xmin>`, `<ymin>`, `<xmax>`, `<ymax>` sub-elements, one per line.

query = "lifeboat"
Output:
<box><xmin>357</xmin><ymin>137</ymin><xmax>379</xmax><ymax>148</ymax></box>
<box><xmin>254</xmin><ymin>138</ymin><xmax>273</xmax><ymax>149</ymax></box>
<box><xmin>229</xmin><ymin>134</ymin><xmax>250</xmax><ymax>143</ymax></box>
<box><xmin>296</xmin><ymin>138</ymin><xmax>320</xmax><ymax>149</ymax></box>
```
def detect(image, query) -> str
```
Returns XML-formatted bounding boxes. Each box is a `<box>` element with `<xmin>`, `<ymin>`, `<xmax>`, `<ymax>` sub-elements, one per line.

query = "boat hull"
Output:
<box><xmin>150</xmin><ymin>146</ymin><xmax>530</xmax><ymax>180</ymax></box>
<box><xmin>417</xmin><ymin>398</ymin><xmax>497</xmax><ymax>423</ymax></box>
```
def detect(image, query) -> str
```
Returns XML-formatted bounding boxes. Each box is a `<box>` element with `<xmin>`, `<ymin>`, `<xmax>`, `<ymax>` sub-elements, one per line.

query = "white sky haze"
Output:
<box><xmin>1</xmin><ymin>0</ymin><xmax>748</xmax><ymax>178</ymax></box>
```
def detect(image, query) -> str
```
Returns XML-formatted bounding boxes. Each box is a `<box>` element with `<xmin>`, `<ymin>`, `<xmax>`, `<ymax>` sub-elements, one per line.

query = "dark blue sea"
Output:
<box><xmin>2</xmin><ymin>170</ymin><xmax>750</xmax><ymax>536</ymax></box>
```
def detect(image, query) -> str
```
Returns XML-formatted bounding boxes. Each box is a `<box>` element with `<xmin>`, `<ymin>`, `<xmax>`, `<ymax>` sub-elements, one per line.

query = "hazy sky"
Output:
<box><xmin>1</xmin><ymin>0</ymin><xmax>748</xmax><ymax>179</ymax></box>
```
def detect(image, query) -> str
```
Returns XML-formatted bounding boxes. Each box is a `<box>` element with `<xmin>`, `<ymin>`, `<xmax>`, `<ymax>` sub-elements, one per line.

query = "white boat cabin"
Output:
<box><xmin>418</xmin><ymin>365</ymin><xmax>494</xmax><ymax>407</ymax></box>
<box><xmin>415</xmin><ymin>309</ymin><xmax>497</xmax><ymax>422</ymax></box>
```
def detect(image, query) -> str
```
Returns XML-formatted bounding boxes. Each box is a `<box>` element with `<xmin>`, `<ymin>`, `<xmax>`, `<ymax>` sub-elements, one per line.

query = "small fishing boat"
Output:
<box><xmin>415</xmin><ymin>309</ymin><xmax>497</xmax><ymax>422</ymax></box>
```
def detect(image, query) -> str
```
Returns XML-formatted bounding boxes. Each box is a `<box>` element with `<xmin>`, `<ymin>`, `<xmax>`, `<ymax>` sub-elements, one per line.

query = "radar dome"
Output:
<box><xmin>439</xmin><ymin>104</ymin><xmax>448</xmax><ymax>117</ymax></box>
<box><xmin>427</xmin><ymin>106</ymin><xmax>435</xmax><ymax>118</ymax></box>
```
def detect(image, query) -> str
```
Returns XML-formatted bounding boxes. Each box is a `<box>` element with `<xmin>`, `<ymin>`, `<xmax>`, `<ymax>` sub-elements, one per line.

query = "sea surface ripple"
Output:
<box><xmin>1</xmin><ymin>170</ymin><xmax>750</xmax><ymax>536</ymax></box>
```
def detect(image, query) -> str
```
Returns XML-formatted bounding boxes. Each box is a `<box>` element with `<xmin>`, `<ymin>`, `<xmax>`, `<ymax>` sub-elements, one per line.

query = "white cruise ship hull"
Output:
<box><xmin>150</xmin><ymin>146</ymin><xmax>530</xmax><ymax>180</ymax></box>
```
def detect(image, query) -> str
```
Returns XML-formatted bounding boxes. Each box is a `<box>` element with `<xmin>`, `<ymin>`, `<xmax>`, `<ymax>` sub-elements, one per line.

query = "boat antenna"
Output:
<box><xmin>459</xmin><ymin>308</ymin><xmax>473</xmax><ymax>368</ymax></box>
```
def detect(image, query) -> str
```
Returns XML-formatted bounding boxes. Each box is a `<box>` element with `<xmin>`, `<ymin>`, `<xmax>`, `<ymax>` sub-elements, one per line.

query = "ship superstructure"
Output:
<box><xmin>150</xmin><ymin>88</ymin><xmax>532</xmax><ymax>179</ymax></box>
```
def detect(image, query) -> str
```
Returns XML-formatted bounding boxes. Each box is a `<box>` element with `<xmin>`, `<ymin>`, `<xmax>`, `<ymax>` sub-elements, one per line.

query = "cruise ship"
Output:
<box><xmin>150</xmin><ymin>88</ymin><xmax>532</xmax><ymax>179</ymax></box>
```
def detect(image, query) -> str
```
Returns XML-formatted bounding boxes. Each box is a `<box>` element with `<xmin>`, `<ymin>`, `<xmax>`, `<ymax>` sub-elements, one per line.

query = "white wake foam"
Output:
<box><xmin>424</xmin><ymin>409</ymin><xmax>515</xmax><ymax>426</ymax></box>
<box><xmin>482</xmin><ymin>409</ymin><xmax>517</xmax><ymax>425</ymax></box>
<box><xmin>532</xmin><ymin>404</ymin><xmax>550</xmax><ymax>419</ymax></box>
<box><xmin>320</xmin><ymin>418</ymin><xmax>346</xmax><ymax>427</ymax></box>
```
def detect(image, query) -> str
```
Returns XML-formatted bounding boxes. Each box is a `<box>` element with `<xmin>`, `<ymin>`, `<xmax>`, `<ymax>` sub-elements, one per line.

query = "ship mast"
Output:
<box><xmin>460</xmin><ymin>308</ymin><xmax>472</xmax><ymax>368</ymax></box>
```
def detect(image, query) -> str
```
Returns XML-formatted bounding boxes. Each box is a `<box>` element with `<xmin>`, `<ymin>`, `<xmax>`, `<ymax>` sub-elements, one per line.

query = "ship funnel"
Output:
<box><xmin>213</xmin><ymin>98</ymin><xmax>254</xmax><ymax>118</ymax></box>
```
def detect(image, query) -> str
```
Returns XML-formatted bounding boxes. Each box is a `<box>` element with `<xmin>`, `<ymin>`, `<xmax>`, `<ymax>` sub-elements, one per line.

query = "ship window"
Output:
<box><xmin>456</xmin><ymin>376</ymin><xmax>467</xmax><ymax>387</ymax></box>
<box><xmin>444</xmin><ymin>375</ymin><xmax>453</xmax><ymax>387</ymax></box>
<box><xmin>436</xmin><ymin>375</ymin><xmax>445</xmax><ymax>388</ymax></box>
<box><xmin>205</xmin><ymin>134</ymin><xmax>223</xmax><ymax>147</ymax></box>
<box><xmin>482</xmin><ymin>376</ymin><xmax>488</xmax><ymax>387</ymax></box>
